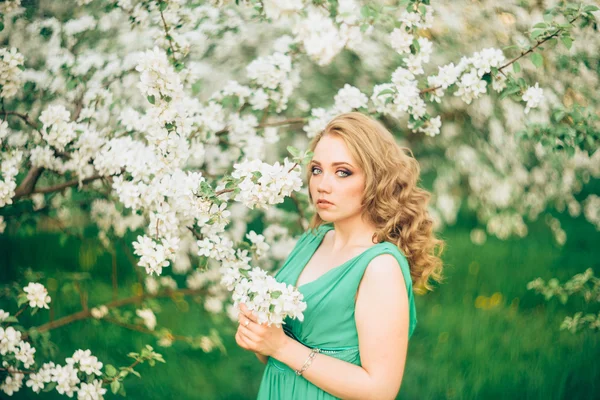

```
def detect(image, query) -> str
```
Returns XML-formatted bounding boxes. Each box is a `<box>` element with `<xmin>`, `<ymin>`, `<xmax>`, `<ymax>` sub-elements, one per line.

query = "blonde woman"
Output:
<box><xmin>236</xmin><ymin>112</ymin><xmax>444</xmax><ymax>399</ymax></box>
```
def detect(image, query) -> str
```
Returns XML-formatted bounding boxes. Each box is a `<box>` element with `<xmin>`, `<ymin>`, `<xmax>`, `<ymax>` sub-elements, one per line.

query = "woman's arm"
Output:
<box><xmin>255</xmin><ymin>352</ymin><xmax>269</xmax><ymax>365</ymax></box>
<box><xmin>272</xmin><ymin>254</ymin><xmax>410</xmax><ymax>400</ymax></box>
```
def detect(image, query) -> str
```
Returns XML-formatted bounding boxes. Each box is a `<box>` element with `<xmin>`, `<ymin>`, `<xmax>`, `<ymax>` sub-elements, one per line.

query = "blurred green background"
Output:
<box><xmin>2</xmin><ymin>198</ymin><xmax>599</xmax><ymax>400</ymax></box>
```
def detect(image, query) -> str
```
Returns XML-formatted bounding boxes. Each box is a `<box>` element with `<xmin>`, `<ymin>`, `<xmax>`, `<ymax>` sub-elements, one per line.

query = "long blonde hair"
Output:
<box><xmin>306</xmin><ymin>112</ymin><xmax>445</xmax><ymax>293</ymax></box>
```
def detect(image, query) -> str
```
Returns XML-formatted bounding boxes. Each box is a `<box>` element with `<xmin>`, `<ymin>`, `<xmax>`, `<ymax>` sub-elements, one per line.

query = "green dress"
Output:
<box><xmin>256</xmin><ymin>224</ymin><xmax>417</xmax><ymax>400</ymax></box>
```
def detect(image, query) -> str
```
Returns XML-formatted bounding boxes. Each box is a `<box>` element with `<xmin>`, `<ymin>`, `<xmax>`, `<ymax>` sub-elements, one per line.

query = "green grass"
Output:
<box><xmin>1</xmin><ymin>212</ymin><xmax>599</xmax><ymax>400</ymax></box>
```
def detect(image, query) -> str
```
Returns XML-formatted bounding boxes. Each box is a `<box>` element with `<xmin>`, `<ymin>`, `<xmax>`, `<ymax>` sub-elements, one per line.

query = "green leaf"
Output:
<box><xmin>412</xmin><ymin>38</ymin><xmax>420</xmax><ymax>53</ymax></box>
<box><xmin>0</xmin><ymin>21</ymin><xmax>4</xmax><ymax>32</ymax></box>
<box><xmin>584</xmin><ymin>5</ymin><xmax>599</xmax><ymax>12</ymax></box>
<box><xmin>147</xmin><ymin>95</ymin><xmax>155</xmax><ymax>105</ymax></box>
<box><xmin>376</xmin><ymin>88</ymin><xmax>395</xmax><ymax>97</ymax></box>
<box><xmin>513</xmin><ymin>62</ymin><xmax>521</xmax><ymax>73</ymax></box>
<box><xmin>130</xmin><ymin>369</ymin><xmax>141</xmax><ymax>378</ymax></box>
<box><xmin>105</xmin><ymin>364</ymin><xmax>117</xmax><ymax>377</ymax></box>
<box><xmin>530</xmin><ymin>29</ymin><xmax>545</xmax><ymax>40</ymax></box>
<box><xmin>533</xmin><ymin>22</ymin><xmax>548</xmax><ymax>29</ymax></box>
<box><xmin>531</xmin><ymin>53</ymin><xmax>543</xmax><ymax>68</ymax></box>
<box><xmin>159</xmin><ymin>1</ymin><xmax>167</xmax><ymax>12</ymax></box>
<box><xmin>42</xmin><ymin>382</ymin><xmax>57</xmax><ymax>392</ymax></box>
<box><xmin>286</xmin><ymin>146</ymin><xmax>300</xmax><ymax>157</ymax></box>
<box><xmin>17</xmin><ymin>295</ymin><xmax>28</xmax><ymax>308</ymax></box>
<box><xmin>561</xmin><ymin>36</ymin><xmax>572</xmax><ymax>50</ymax></box>
<box><xmin>543</xmin><ymin>13</ymin><xmax>554</xmax><ymax>23</ymax></box>
<box><xmin>110</xmin><ymin>380</ymin><xmax>120</xmax><ymax>395</ymax></box>
<box><xmin>360</xmin><ymin>5</ymin><xmax>370</xmax><ymax>18</ymax></box>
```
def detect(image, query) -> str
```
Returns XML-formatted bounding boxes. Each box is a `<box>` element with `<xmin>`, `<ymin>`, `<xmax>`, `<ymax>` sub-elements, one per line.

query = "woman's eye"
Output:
<box><xmin>337</xmin><ymin>170</ymin><xmax>351</xmax><ymax>177</ymax></box>
<box><xmin>311</xmin><ymin>166</ymin><xmax>322</xmax><ymax>175</ymax></box>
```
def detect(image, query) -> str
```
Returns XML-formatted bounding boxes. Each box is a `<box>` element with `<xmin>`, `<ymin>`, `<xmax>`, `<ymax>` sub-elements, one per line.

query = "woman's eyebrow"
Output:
<box><xmin>310</xmin><ymin>160</ymin><xmax>354</xmax><ymax>168</ymax></box>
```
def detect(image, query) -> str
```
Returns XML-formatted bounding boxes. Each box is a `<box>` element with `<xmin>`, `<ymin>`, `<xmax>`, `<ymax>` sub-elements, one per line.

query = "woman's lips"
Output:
<box><xmin>316</xmin><ymin>199</ymin><xmax>334</xmax><ymax>208</ymax></box>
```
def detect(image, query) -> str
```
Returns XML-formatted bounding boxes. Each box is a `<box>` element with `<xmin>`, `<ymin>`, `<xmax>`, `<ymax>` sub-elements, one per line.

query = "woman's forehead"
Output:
<box><xmin>312</xmin><ymin>134</ymin><xmax>356</xmax><ymax>163</ymax></box>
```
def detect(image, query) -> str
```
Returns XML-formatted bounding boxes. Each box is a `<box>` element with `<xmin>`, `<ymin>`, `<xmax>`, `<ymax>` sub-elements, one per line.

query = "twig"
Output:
<box><xmin>74</xmin><ymin>282</ymin><xmax>88</xmax><ymax>313</ymax></box>
<box><xmin>187</xmin><ymin>226</ymin><xmax>203</xmax><ymax>241</ymax></box>
<box><xmin>3</xmin><ymin>111</ymin><xmax>39</xmax><ymax>130</ymax></box>
<box><xmin>215</xmin><ymin>188</ymin><xmax>234</xmax><ymax>196</ymax></box>
<box><xmin>498</xmin><ymin>15</ymin><xmax>580</xmax><ymax>72</ymax></box>
<box><xmin>159</xmin><ymin>8</ymin><xmax>177</xmax><ymax>63</ymax></box>
<box><xmin>14</xmin><ymin>305</ymin><xmax>28</xmax><ymax>319</ymax></box>
<box><xmin>289</xmin><ymin>192</ymin><xmax>306</xmax><ymax>229</ymax></box>
<box><xmin>102</xmin><ymin>316</ymin><xmax>191</xmax><ymax>342</ymax></box>
<box><xmin>419</xmin><ymin>15</ymin><xmax>581</xmax><ymax>95</ymax></box>
<box><xmin>111</xmin><ymin>247</ymin><xmax>118</xmax><ymax>301</ymax></box>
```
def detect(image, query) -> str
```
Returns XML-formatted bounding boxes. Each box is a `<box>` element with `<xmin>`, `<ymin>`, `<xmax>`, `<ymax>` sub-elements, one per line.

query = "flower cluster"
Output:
<box><xmin>133</xmin><ymin>235</ymin><xmax>179</xmax><ymax>276</ymax></box>
<box><xmin>246</xmin><ymin>231</ymin><xmax>270</xmax><ymax>259</ymax></box>
<box><xmin>23</xmin><ymin>282</ymin><xmax>51</xmax><ymax>309</ymax></box>
<box><xmin>261</xmin><ymin>0</ymin><xmax>305</xmax><ymax>20</ymax></box>
<box><xmin>136</xmin><ymin>308</ymin><xmax>157</xmax><ymax>331</ymax></box>
<box><xmin>222</xmin><ymin>265</ymin><xmax>307</xmax><ymax>326</ymax></box>
<box><xmin>246</xmin><ymin>52</ymin><xmax>299</xmax><ymax>112</ymax></box>
<box><xmin>293</xmin><ymin>10</ymin><xmax>347</xmax><ymax>67</ymax></box>
<box><xmin>135</xmin><ymin>47</ymin><xmax>184</xmax><ymax>108</ymax></box>
<box><xmin>304</xmin><ymin>84</ymin><xmax>368</xmax><ymax>138</ymax></box>
<box><xmin>0</xmin><ymin>47</ymin><xmax>24</xmax><ymax>98</ymax></box>
<box><xmin>0</xmin><ymin>0</ymin><xmax>21</xmax><ymax>15</ymax></box>
<box><xmin>22</xmin><ymin>351</ymin><xmax>105</xmax><ymax>398</ymax></box>
<box><xmin>39</xmin><ymin>105</ymin><xmax>77</xmax><ymax>151</ymax></box>
<box><xmin>90</xmin><ymin>199</ymin><xmax>145</xmax><ymax>247</ymax></box>
<box><xmin>522</xmin><ymin>83</ymin><xmax>544</xmax><ymax>114</ymax></box>
<box><xmin>0</xmin><ymin>149</ymin><xmax>22</xmax><ymax>207</ymax></box>
<box><xmin>231</xmin><ymin>158</ymin><xmax>303</xmax><ymax>210</ymax></box>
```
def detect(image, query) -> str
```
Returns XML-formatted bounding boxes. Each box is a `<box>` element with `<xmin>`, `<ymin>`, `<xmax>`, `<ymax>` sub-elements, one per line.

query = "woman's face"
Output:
<box><xmin>308</xmin><ymin>133</ymin><xmax>366</xmax><ymax>223</ymax></box>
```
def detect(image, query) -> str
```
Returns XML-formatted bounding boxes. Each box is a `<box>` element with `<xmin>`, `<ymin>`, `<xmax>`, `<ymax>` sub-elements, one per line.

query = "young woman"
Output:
<box><xmin>235</xmin><ymin>112</ymin><xmax>445</xmax><ymax>399</ymax></box>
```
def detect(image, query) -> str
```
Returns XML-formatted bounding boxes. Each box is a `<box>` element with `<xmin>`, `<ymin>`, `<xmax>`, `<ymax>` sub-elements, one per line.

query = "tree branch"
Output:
<box><xmin>29</xmin><ymin>288</ymin><xmax>208</xmax><ymax>336</ymax></box>
<box><xmin>4</xmin><ymin>111</ymin><xmax>39</xmax><ymax>130</ymax></box>
<box><xmin>13</xmin><ymin>167</ymin><xmax>44</xmax><ymax>199</ymax></box>
<box><xmin>14</xmin><ymin>173</ymin><xmax>108</xmax><ymax>200</ymax></box>
<box><xmin>258</xmin><ymin>117</ymin><xmax>306</xmax><ymax>128</ymax></box>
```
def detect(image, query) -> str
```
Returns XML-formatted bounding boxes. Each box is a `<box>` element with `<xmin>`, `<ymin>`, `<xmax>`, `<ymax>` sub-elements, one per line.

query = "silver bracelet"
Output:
<box><xmin>295</xmin><ymin>347</ymin><xmax>321</xmax><ymax>376</ymax></box>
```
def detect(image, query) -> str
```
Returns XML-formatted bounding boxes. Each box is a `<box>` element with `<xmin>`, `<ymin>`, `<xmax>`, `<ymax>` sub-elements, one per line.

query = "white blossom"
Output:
<box><xmin>77</xmin><ymin>380</ymin><xmax>106</xmax><ymax>400</ymax></box>
<box><xmin>136</xmin><ymin>308</ymin><xmax>157</xmax><ymax>331</ymax></box>
<box><xmin>23</xmin><ymin>282</ymin><xmax>51</xmax><ymax>309</ymax></box>
<box><xmin>522</xmin><ymin>83</ymin><xmax>544</xmax><ymax>114</ymax></box>
<box><xmin>333</xmin><ymin>84</ymin><xmax>368</xmax><ymax>114</ymax></box>
<box><xmin>389</xmin><ymin>28</ymin><xmax>413</xmax><ymax>54</ymax></box>
<box><xmin>0</xmin><ymin>47</ymin><xmax>25</xmax><ymax>98</ymax></box>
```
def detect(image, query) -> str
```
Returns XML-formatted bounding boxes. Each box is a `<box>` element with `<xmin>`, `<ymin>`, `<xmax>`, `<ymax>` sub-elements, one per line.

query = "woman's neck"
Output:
<box><xmin>330</xmin><ymin>215</ymin><xmax>378</xmax><ymax>251</ymax></box>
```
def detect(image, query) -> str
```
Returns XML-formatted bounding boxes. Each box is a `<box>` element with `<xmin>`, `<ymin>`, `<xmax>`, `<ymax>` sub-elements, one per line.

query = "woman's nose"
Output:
<box><xmin>317</xmin><ymin>173</ymin><xmax>333</xmax><ymax>193</ymax></box>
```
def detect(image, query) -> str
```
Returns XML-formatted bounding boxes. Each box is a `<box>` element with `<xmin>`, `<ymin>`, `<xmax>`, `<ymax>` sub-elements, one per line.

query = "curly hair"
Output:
<box><xmin>306</xmin><ymin>112</ymin><xmax>445</xmax><ymax>293</ymax></box>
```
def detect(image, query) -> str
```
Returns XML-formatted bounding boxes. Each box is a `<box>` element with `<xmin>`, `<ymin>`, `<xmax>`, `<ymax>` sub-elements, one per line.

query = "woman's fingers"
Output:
<box><xmin>239</xmin><ymin>324</ymin><xmax>261</xmax><ymax>343</ymax></box>
<box><xmin>235</xmin><ymin>329</ymin><xmax>251</xmax><ymax>350</ymax></box>
<box><xmin>239</xmin><ymin>303</ymin><xmax>259</xmax><ymax>323</ymax></box>
<box><xmin>238</xmin><ymin>316</ymin><xmax>263</xmax><ymax>334</ymax></box>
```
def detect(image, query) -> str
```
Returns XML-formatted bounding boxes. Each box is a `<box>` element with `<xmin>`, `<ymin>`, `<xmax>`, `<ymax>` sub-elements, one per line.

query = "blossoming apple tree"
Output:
<box><xmin>0</xmin><ymin>0</ymin><xmax>598</xmax><ymax>397</ymax></box>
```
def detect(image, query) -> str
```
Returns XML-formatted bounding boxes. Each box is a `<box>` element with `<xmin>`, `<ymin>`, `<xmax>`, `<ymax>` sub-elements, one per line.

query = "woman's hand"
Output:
<box><xmin>235</xmin><ymin>303</ymin><xmax>289</xmax><ymax>358</ymax></box>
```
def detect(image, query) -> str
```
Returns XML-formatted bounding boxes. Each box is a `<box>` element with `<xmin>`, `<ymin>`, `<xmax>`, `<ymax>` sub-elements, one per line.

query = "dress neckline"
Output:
<box><xmin>293</xmin><ymin>225</ymin><xmax>385</xmax><ymax>289</ymax></box>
